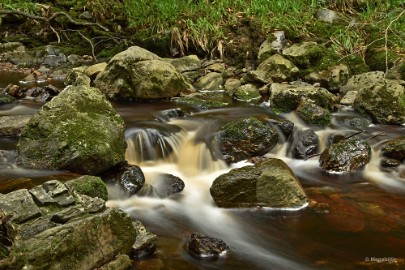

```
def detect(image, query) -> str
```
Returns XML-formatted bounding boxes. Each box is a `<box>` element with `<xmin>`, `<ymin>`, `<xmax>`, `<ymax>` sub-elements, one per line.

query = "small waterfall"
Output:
<box><xmin>125</xmin><ymin>123</ymin><xmax>186</xmax><ymax>164</ymax></box>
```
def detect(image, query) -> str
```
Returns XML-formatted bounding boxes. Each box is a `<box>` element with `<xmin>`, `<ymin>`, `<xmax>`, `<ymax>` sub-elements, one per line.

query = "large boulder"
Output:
<box><xmin>94</xmin><ymin>46</ymin><xmax>194</xmax><ymax>100</ymax></box>
<box><xmin>214</xmin><ymin>117</ymin><xmax>279</xmax><ymax>163</ymax></box>
<box><xmin>210</xmin><ymin>158</ymin><xmax>308</xmax><ymax>208</ymax></box>
<box><xmin>0</xmin><ymin>178</ymin><xmax>136</xmax><ymax>269</ymax></box>
<box><xmin>17</xmin><ymin>85</ymin><xmax>126</xmax><ymax>175</ymax></box>
<box><xmin>270</xmin><ymin>81</ymin><xmax>336</xmax><ymax>113</ymax></box>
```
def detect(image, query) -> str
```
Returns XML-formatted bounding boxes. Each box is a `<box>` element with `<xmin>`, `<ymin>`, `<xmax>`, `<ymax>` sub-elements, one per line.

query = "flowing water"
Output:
<box><xmin>1</xmin><ymin>75</ymin><xmax>405</xmax><ymax>269</ymax></box>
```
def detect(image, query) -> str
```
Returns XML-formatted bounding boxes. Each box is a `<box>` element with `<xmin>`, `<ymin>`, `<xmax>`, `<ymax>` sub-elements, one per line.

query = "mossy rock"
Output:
<box><xmin>17</xmin><ymin>85</ymin><xmax>126</xmax><ymax>175</ymax></box>
<box><xmin>282</xmin><ymin>41</ymin><xmax>323</xmax><ymax>69</ymax></box>
<box><xmin>296</xmin><ymin>98</ymin><xmax>331</xmax><ymax>126</ymax></box>
<box><xmin>365</xmin><ymin>49</ymin><xmax>401</xmax><ymax>72</ymax></box>
<box><xmin>381</xmin><ymin>136</ymin><xmax>405</xmax><ymax>161</ymax></box>
<box><xmin>210</xmin><ymin>158</ymin><xmax>307</xmax><ymax>208</ymax></box>
<box><xmin>215</xmin><ymin>117</ymin><xmax>279</xmax><ymax>163</ymax></box>
<box><xmin>233</xmin><ymin>84</ymin><xmax>261</xmax><ymax>101</ymax></box>
<box><xmin>66</xmin><ymin>175</ymin><xmax>108</xmax><ymax>201</ymax></box>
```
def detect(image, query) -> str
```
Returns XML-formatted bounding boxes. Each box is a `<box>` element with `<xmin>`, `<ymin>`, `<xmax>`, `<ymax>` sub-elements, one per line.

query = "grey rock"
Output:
<box><xmin>154</xmin><ymin>174</ymin><xmax>185</xmax><ymax>198</ymax></box>
<box><xmin>340</xmin><ymin>71</ymin><xmax>385</xmax><ymax>95</ymax></box>
<box><xmin>287</xmin><ymin>129</ymin><xmax>319</xmax><ymax>159</ymax></box>
<box><xmin>224</xmin><ymin>78</ymin><xmax>242</xmax><ymax>94</ymax></box>
<box><xmin>258</xmin><ymin>31</ymin><xmax>286</xmax><ymax>63</ymax></box>
<box><xmin>340</xmin><ymin>90</ymin><xmax>358</xmax><ymax>105</ymax></box>
<box><xmin>0</xmin><ymin>115</ymin><xmax>31</xmax><ymax>136</ymax></box>
<box><xmin>316</xmin><ymin>8</ymin><xmax>338</xmax><ymax>23</ymax></box>
<box><xmin>194</xmin><ymin>72</ymin><xmax>224</xmax><ymax>90</ymax></box>
<box><xmin>169</xmin><ymin>55</ymin><xmax>202</xmax><ymax>73</ymax></box>
<box><xmin>296</xmin><ymin>98</ymin><xmax>331</xmax><ymax>126</ymax></box>
<box><xmin>282</xmin><ymin>42</ymin><xmax>322</xmax><ymax>68</ymax></box>
<box><xmin>0</xmin><ymin>189</ymin><xmax>41</xmax><ymax>224</ymax></box>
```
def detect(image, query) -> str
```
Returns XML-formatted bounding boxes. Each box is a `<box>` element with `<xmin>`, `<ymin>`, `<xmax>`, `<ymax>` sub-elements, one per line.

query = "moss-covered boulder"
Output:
<box><xmin>17</xmin><ymin>85</ymin><xmax>126</xmax><ymax>175</ymax></box>
<box><xmin>174</xmin><ymin>92</ymin><xmax>229</xmax><ymax>109</ymax></box>
<box><xmin>270</xmin><ymin>82</ymin><xmax>336</xmax><ymax>113</ymax></box>
<box><xmin>0</xmin><ymin>179</ymin><xmax>137</xmax><ymax>270</ymax></box>
<box><xmin>94</xmin><ymin>46</ymin><xmax>194</xmax><ymax>100</ymax></box>
<box><xmin>257</xmin><ymin>54</ymin><xmax>299</xmax><ymax>82</ymax></box>
<box><xmin>194</xmin><ymin>72</ymin><xmax>224</xmax><ymax>90</ymax></box>
<box><xmin>305</xmin><ymin>64</ymin><xmax>349</xmax><ymax>92</ymax></box>
<box><xmin>282</xmin><ymin>41</ymin><xmax>323</xmax><ymax>68</ymax></box>
<box><xmin>296</xmin><ymin>98</ymin><xmax>331</xmax><ymax>126</ymax></box>
<box><xmin>319</xmin><ymin>138</ymin><xmax>372</xmax><ymax>173</ymax></box>
<box><xmin>340</xmin><ymin>71</ymin><xmax>385</xmax><ymax>95</ymax></box>
<box><xmin>353</xmin><ymin>78</ymin><xmax>405</xmax><ymax>125</ymax></box>
<box><xmin>381</xmin><ymin>136</ymin><xmax>405</xmax><ymax>161</ymax></box>
<box><xmin>210</xmin><ymin>158</ymin><xmax>307</xmax><ymax>208</ymax></box>
<box><xmin>214</xmin><ymin>117</ymin><xmax>279</xmax><ymax>163</ymax></box>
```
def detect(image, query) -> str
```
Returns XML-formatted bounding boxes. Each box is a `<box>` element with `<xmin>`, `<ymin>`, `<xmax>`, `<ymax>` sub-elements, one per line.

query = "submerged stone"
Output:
<box><xmin>210</xmin><ymin>158</ymin><xmax>307</xmax><ymax>208</ymax></box>
<box><xmin>319</xmin><ymin>138</ymin><xmax>372</xmax><ymax>173</ymax></box>
<box><xmin>17</xmin><ymin>85</ymin><xmax>126</xmax><ymax>175</ymax></box>
<box><xmin>215</xmin><ymin>117</ymin><xmax>279</xmax><ymax>163</ymax></box>
<box><xmin>186</xmin><ymin>233</ymin><xmax>229</xmax><ymax>259</ymax></box>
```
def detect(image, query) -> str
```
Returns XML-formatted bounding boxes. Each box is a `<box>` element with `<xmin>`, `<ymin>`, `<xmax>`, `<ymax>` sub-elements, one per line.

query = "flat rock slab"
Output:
<box><xmin>0</xmin><ymin>115</ymin><xmax>31</xmax><ymax>136</ymax></box>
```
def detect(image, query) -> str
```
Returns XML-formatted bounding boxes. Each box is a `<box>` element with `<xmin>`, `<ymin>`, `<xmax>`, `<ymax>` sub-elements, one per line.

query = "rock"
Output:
<box><xmin>233</xmin><ymin>84</ymin><xmax>261</xmax><ymax>101</ymax></box>
<box><xmin>224</xmin><ymin>78</ymin><xmax>242</xmax><ymax>93</ymax></box>
<box><xmin>174</xmin><ymin>92</ymin><xmax>228</xmax><ymax>109</ymax></box>
<box><xmin>136</xmin><ymin>184</ymin><xmax>160</xmax><ymax>198</ymax></box>
<box><xmin>287</xmin><ymin>129</ymin><xmax>319</xmax><ymax>159</ymax></box>
<box><xmin>169</xmin><ymin>55</ymin><xmax>202</xmax><ymax>73</ymax></box>
<box><xmin>206</xmin><ymin>62</ymin><xmax>226</xmax><ymax>73</ymax></box>
<box><xmin>316</xmin><ymin>8</ymin><xmax>338</xmax><ymax>23</ymax></box>
<box><xmin>282</xmin><ymin>42</ymin><xmax>322</xmax><ymax>68</ymax></box>
<box><xmin>340</xmin><ymin>71</ymin><xmax>385</xmax><ymax>95</ymax></box>
<box><xmin>210</xmin><ymin>158</ymin><xmax>307</xmax><ymax>208</ymax></box>
<box><xmin>305</xmin><ymin>64</ymin><xmax>349</xmax><ymax>92</ymax></box>
<box><xmin>0</xmin><ymin>189</ymin><xmax>41</xmax><ymax>224</ymax></box>
<box><xmin>131</xmin><ymin>220</ymin><xmax>158</xmax><ymax>259</ymax></box>
<box><xmin>194</xmin><ymin>72</ymin><xmax>224</xmax><ymax>90</ymax></box>
<box><xmin>84</xmin><ymin>62</ymin><xmax>108</xmax><ymax>80</ymax></box>
<box><xmin>270</xmin><ymin>81</ymin><xmax>336</xmax><ymax>113</ymax></box>
<box><xmin>381</xmin><ymin>136</ymin><xmax>405</xmax><ymax>161</ymax></box>
<box><xmin>0</xmin><ymin>42</ymin><xmax>25</xmax><ymax>53</ymax></box>
<box><xmin>95</xmin><ymin>46</ymin><xmax>194</xmax><ymax>100</ymax></box>
<box><xmin>157</xmin><ymin>108</ymin><xmax>186</xmax><ymax>121</ymax></box>
<box><xmin>0</xmin><ymin>115</ymin><xmax>31</xmax><ymax>136</ymax></box>
<box><xmin>17</xmin><ymin>85</ymin><xmax>126</xmax><ymax>175</ymax></box>
<box><xmin>353</xmin><ymin>78</ymin><xmax>405</xmax><ymax>124</ymax></box>
<box><xmin>101</xmin><ymin>161</ymin><xmax>145</xmax><ymax>196</ymax></box>
<box><xmin>240</xmin><ymin>70</ymin><xmax>269</xmax><ymax>85</ymax></box>
<box><xmin>296</xmin><ymin>98</ymin><xmax>331</xmax><ymax>126</ymax></box>
<box><xmin>258</xmin><ymin>31</ymin><xmax>286</xmax><ymax>63</ymax></box>
<box><xmin>380</xmin><ymin>158</ymin><xmax>401</xmax><ymax>169</ymax></box>
<box><xmin>65</xmin><ymin>175</ymin><xmax>109</xmax><ymax>201</ymax></box>
<box><xmin>319</xmin><ymin>138</ymin><xmax>372</xmax><ymax>173</ymax></box>
<box><xmin>269</xmin><ymin>118</ymin><xmax>295</xmax><ymax>138</ymax></box>
<box><xmin>64</xmin><ymin>68</ymin><xmax>91</xmax><ymax>86</ymax></box>
<box><xmin>0</xmin><ymin>94</ymin><xmax>16</xmax><ymax>105</ymax></box>
<box><xmin>99</xmin><ymin>254</ymin><xmax>132</xmax><ymax>270</ymax></box>
<box><xmin>343</xmin><ymin>117</ymin><xmax>371</xmax><ymax>128</ymax></box>
<box><xmin>214</xmin><ymin>117</ymin><xmax>279</xmax><ymax>163</ymax></box>
<box><xmin>186</xmin><ymin>233</ymin><xmax>229</xmax><ymax>259</ymax></box>
<box><xmin>0</xmin><ymin>179</ymin><xmax>137</xmax><ymax>270</ymax></box>
<box><xmin>154</xmin><ymin>173</ymin><xmax>185</xmax><ymax>198</ymax></box>
<box><xmin>340</xmin><ymin>90</ymin><xmax>358</xmax><ymax>105</ymax></box>
<box><xmin>257</xmin><ymin>54</ymin><xmax>299</xmax><ymax>82</ymax></box>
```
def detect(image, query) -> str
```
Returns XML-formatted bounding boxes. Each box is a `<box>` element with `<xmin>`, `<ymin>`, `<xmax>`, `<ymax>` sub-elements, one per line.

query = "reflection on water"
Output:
<box><xmin>1</xmin><ymin>99</ymin><xmax>405</xmax><ymax>269</ymax></box>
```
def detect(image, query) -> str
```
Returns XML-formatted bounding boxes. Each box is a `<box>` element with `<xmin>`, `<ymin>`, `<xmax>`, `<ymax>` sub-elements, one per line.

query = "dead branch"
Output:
<box><xmin>0</xmin><ymin>9</ymin><xmax>109</xmax><ymax>32</ymax></box>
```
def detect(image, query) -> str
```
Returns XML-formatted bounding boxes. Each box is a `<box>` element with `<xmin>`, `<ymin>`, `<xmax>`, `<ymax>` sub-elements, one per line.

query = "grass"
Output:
<box><xmin>0</xmin><ymin>0</ymin><xmax>404</xmax><ymax>66</ymax></box>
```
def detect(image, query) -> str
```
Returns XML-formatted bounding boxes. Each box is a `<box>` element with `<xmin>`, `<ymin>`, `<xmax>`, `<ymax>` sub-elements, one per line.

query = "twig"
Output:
<box><xmin>365</xmin><ymin>131</ymin><xmax>387</xmax><ymax>141</ymax></box>
<box><xmin>0</xmin><ymin>9</ymin><xmax>109</xmax><ymax>32</ymax></box>
<box><xmin>62</xmin><ymin>29</ymin><xmax>97</xmax><ymax>62</ymax></box>
<box><xmin>384</xmin><ymin>9</ymin><xmax>405</xmax><ymax>76</ymax></box>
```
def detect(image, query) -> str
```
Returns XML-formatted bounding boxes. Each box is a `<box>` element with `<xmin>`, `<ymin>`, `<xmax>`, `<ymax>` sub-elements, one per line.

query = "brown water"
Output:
<box><xmin>1</xmin><ymin>80</ymin><xmax>405</xmax><ymax>269</ymax></box>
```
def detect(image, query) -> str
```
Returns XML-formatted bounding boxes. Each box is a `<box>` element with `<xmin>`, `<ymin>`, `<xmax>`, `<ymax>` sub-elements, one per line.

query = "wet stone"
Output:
<box><xmin>42</xmin><ymin>180</ymin><xmax>69</xmax><ymax>197</ymax></box>
<box><xmin>154</xmin><ymin>174</ymin><xmax>185</xmax><ymax>198</ymax></box>
<box><xmin>380</xmin><ymin>159</ymin><xmax>401</xmax><ymax>168</ymax></box>
<box><xmin>131</xmin><ymin>220</ymin><xmax>158</xmax><ymax>259</ymax></box>
<box><xmin>20</xmin><ymin>218</ymin><xmax>56</xmax><ymax>240</ymax></box>
<box><xmin>0</xmin><ymin>189</ymin><xmax>41</xmax><ymax>224</ymax></box>
<box><xmin>186</xmin><ymin>233</ymin><xmax>229</xmax><ymax>259</ymax></box>
<box><xmin>287</xmin><ymin>129</ymin><xmax>319</xmax><ymax>159</ymax></box>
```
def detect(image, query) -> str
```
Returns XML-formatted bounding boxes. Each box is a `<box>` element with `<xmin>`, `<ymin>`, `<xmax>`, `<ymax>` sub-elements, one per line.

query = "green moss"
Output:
<box><xmin>296</xmin><ymin>101</ymin><xmax>331</xmax><ymax>126</ymax></box>
<box><xmin>340</xmin><ymin>54</ymin><xmax>370</xmax><ymax>75</ymax></box>
<box><xmin>175</xmin><ymin>97</ymin><xmax>227</xmax><ymax>109</ymax></box>
<box><xmin>365</xmin><ymin>49</ymin><xmax>401</xmax><ymax>71</ymax></box>
<box><xmin>67</xmin><ymin>176</ymin><xmax>108</xmax><ymax>201</ymax></box>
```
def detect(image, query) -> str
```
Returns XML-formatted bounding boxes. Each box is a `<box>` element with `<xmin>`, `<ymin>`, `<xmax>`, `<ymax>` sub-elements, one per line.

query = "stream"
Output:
<box><xmin>1</xmin><ymin>76</ymin><xmax>405</xmax><ymax>269</ymax></box>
